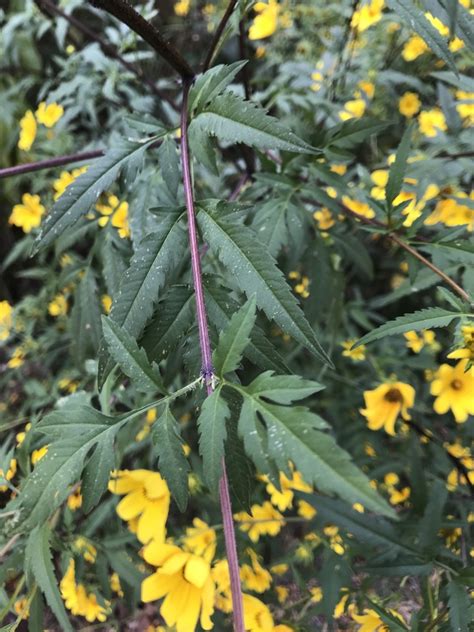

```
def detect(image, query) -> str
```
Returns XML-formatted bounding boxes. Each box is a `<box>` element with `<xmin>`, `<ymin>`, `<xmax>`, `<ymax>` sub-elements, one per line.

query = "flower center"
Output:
<box><xmin>450</xmin><ymin>379</ymin><xmax>463</xmax><ymax>391</ymax></box>
<box><xmin>384</xmin><ymin>388</ymin><xmax>403</xmax><ymax>403</ymax></box>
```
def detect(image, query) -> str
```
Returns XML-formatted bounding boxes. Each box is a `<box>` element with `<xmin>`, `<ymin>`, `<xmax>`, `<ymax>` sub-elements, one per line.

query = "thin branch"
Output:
<box><xmin>35</xmin><ymin>0</ymin><xmax>178</xmax><ymax>111</ymax></box>
<box><xmin>180</xmin><ymin>80</ymin><xmax>245</xmax><ymax>632</ymax></box>
<box><xmin>203</xmin><ymin>0</ymin><xmax>239</xmax><ymax>71</ymax></box>
<box><xmin>0</xmin><ymin>150</ymin><xmax>104</xmax><ymax>179</ymax></box>
<box><xmin>88</xmin><ymin>0</ymin><xmax>195</xmax><ymax>79</ymax></box>
<box><xmin>238</xmin><ymin>20</ymin><xmax>251</xmax><ymax>101</ymax></box>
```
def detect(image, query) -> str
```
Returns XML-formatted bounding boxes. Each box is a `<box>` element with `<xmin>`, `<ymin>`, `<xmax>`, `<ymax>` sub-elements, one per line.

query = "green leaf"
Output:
<box><xmin>158</xmin><ymin>136</ymin><xmax>180</xmax><ymax>199</ymax></box>
<box><xmin>232</xmin><ymin>376</ymin><xmax>394</xmax><ymax>517</ymax></box>
<box><xmin>33</xmin><ymin>136</ymin><xmax>159</xmax><ymax>253</ymax></box>
<box><xmin>386</xmin><ymin>123</ymin><xmax>414</xmax><ymax>207</ymax></box>
<box><xmin>99</xmin><ymin>210</ymin><xmax>187</xmax><ymax>385</ymax></box>
<box><xmin>197</xmin><ymin>386</ymin><xmax>230</xmax><ymax>495</ymax></box>
<box><xmin>191</xmin><ymin>92</ymin><xmax>318</xmax><ymax>154</ymax></box>
<box><xmin>81</xmin><ymin>429</ymin><xmax>116</xmax><ymax>514</ymax></box>
<box><xmin>447</xmin><ymin>581</ymin><xmax>471</xmax><ymax>632</ymax></box>
<box><xmin>197</xmin><ymin>209</ymin><xmax>331</xmax><ymax>365</ymax></box>
<box><xmin>188</xmin><ymin>122</ymin><xmax>219</xmax><ymax>174</ymax></box>
<box><xmin>224</xmin><ymin>403</ymin><xmax>254</xmax><ymax>512</ymax></box>
<box><xmin>140</xmin><ymin>286</ymin><xmax>194</xmax><ymax>362</ymax></box>
<box><xmin>365</xmin><ymin>599</ymin><xmax>409</xmax><ymax>631</ymax></box>
<box><xmin>204</xmin><ymin>282</ymin><xmax>289</xmax><ymax>374</ymax></box>
<box><xmin>252</xmin><ymin>197</ymin><xmax>302</xmax><ymax>257</ymax></box>
<box><xmin>70</xmin><ymin>267</ymin><xmax>102</xmax><ymax>365</ymax></box>
<box><xmin>102</xmin><ymin>316</ymin><xmax>164</xmax><ymax>393</ymax></box>
<box><xmin>245</xmin><ymin>371</ymin><xmax>324</xmax><ymax>404</ymax></box>
<box><xmin>325</xmin><ymin>118</ymin><xmax>389</xmax><ymax>147</ymax></box>
<box><xmin>213</xmin><ymin>296</ymin><xmax>257</xmax><ymax>376</ymax></box>
<box><xmin>418</xmin><ymin>240</ymin><xmax>474</xmax><ymax>265</ymax></box>
<box><xmin>356</xmin><ymin>307</ymin><xmax>468</xmax><ymax>347</ymax></box>
<box><xmin>386</xmin><ymin>0</ymin><xmax>457</xmax><ymax>72</ymax></box>
<box><xmin>25</xmin><ymin>524</ymin><xmax>73</xmax><ymax>632</ymax></box>
<box><xmin>189</xmin><ymin>61</ymin><xmax>248</xmax><ymax>115</ymax></box>
<box><xmin>152</xmin><ymin>403</ymin><xmax>189</xmax><ymax>512</ymax></box>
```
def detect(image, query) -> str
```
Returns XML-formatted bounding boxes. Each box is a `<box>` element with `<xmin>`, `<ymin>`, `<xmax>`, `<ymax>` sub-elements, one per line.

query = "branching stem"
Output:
<box><xmin>180</xmin><ymin>80</ymin><xmax>245</xmax><ymax>632</ymax></box>
<box><xmin>203</xmin><ymin>0</ymin><xmax>239</xmax><ymax>71</ymax></box>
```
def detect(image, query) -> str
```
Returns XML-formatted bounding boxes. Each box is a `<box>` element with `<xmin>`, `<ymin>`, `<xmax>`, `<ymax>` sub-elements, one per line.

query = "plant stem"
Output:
<box><xmin>0</xmin><ymin>150</ymin><xmax>103</xmax><ymax>179</ymax></box>
<box><xmin>88</xmin><ymin>0</ymin><xmax>195</xmax><ymax>79</ymax></box>
<box><xmin>180</xmin><ymin>80</ymin><xmax>245</xmax><ymax>632</ymax></box>
<box><xmin>203</xmin><ymin>0</ymin><xmax>239</xmax><ymax>71</ymax></box>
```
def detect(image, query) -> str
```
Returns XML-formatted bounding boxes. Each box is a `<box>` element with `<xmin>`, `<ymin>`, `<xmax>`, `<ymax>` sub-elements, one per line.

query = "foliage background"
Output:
<box><xmin>0</xmin><ymin>0</ymin><xmax>473</xmax><ymax>630</ymax></box>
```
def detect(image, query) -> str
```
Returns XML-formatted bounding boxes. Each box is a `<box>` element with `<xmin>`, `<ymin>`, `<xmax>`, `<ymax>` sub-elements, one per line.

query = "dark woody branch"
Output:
<box><xmin>88</xmin><ymin>0</ymin><xmax>195</xmax><ymax>80</ymax></box>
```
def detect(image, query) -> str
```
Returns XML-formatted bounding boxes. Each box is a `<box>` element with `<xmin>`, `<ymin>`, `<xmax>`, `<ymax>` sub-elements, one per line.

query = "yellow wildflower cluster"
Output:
<box><xmin>425</xmin><ymin>193</ymin><xmax>474</xmax><ymax>231</ymax></box>
<box><xmin>352</xmin><ymin>607</ymin><xmax>406</xmax><ymax>630</ymax></box>
<box><xmin>404</xmin><ymin>329</ymin><xmax>437</xmax><ymax>353</ymax></box>
<box><xmin>95</xmin><ymin>194</ymin><xmax>130</xmax><ymax>238</ymax></box>
<box><xmin>313</xmin><ymin>207</ymin><xmax>335</xmax><ymax>230</ymax></box>
<box><xmin>418</xmin><ymin>108</ymin><xmax>447</xmax><ymax>137</ymax></box>
<box><xmin>448</xmin><ymin>324</ymin><xmax>474</xmax><ymax>361</ymax></box>
<box><xmin>445</xmin><ymin>442</ymin><xmax>474</xmax><ymax>491</ymax></box>
<box><xmin>398</xmin><ymin>91</ymin><xmax>421</xmax><ymax>118</ymax></box>
<box><xmin>455</xmin><ymin>90</ymin><xmax>474</xmax><ymax>125</ymax></box>
<box><xmin>0</xmin><ymin>301</ymin><xmax>13</xmax><ymax>341</ymax></box>
<box><xmin>341</xmin><ymin>339</ymin><xmax>366</xmax><ymax>361</ymax></box>
<box><xmin>53</xmin><ymin>167</ymin><xmax>88</xmax><ymax>200</ymax></box>
<box><xmin>342</xmin><ymin>195</ymin><xmax>375</xmax><ymax>219</ymax></box>
<box><xmin>48</xmin><ymin>293</ymin><xmax>68</xmax><ymax>317</ymax></box>
<box><xmin>0</xmin><ymin>458</ymin><xmax>17</xmax><ymax>493</ymax></box>
<box><xmin>288</xmin><ymin>270</ymin><xmax>310</xmax><ymax>298</ymax></box>
<box><xmin>18</xmin><ymin>101</ymin><xmax>64</xmax><ymax>151</ymax></box>
<box><xmin>9</xmin><ymin>193</ymin><xmax>45</xmax><ymax>233</ymax></box>
<box><xmin>235</xmin><ymin>501</ymin><xmax>284</xmax><ymax>542</ymax></box>
<box><xmin>360</xmin><ymin>381</ymin><xmax>415</xmax><ymax>435</ymax></box>
<box><xmin>384</xmin><ymin>472</ymin><xmax>411</xmax><ymax>505</ymax></box>
<box><xmin>248</xmin><ymin>0</ymin><xmax>292</xmax><ymax>41</ymax></box>
<box><xmin>323</xmin><ymin>525</ymin><xmax>345</xmax><ymax>555</ymax></box>
<box><xmin>402</xmin><ymin>13</ymin><xmax>465</xmax><ymax>61</ymax></box>
<box><xmin>174</xmin><ymin>0</ymin><xmax>190</xmax><ymax>16</ymax></box>
<box><xmin>60</xmin><ymin>559</ymin><xmax>109</xmax><ymax>622</ymax></box>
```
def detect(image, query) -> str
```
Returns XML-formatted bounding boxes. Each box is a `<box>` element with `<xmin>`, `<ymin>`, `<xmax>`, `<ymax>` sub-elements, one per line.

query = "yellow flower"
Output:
<box><xmin>8</xmin><ymin>347</ymin><xmax>25</xmax><ymax>369</ymax></box>
<box><xmin>358</xmin><ymin>80</ymin><xmax>375</xmax><ymax>99</ymax></box>
<box><xmin>425</xmin><ymin>196</ymin><xmax>474</xmax><ymax>231</ymax></box>
<box><xmin>341</xmin><ymin>339</ymin><xmax>366</xmax><ymax>361</ymax></box>
<box><xmin>249</xmin><ymin>0</ymin><xmax>280</xmax><ymax>40</ymax></box>
<box><xmin>53</xmin><ymin>167</ymin><xmax>88</xmax><ymax>200</ymax></box>
<box><xmin>243</xmin><ymin>593</ymin><xmax>290</xmax><ymax>631</ymax></box>
<box><xmin>353</xmin><ymin>502</ymin><xmax>365</xmax><ymax>513</ymax></box>
<box><xmin>16</xmin><ymin>422</ymin><xmax>31</xmax><ymax>446</ymax></box>
<box><xmin>263</xmin><ymin>468</ymin><xmax>311</xmax><ymax>511</ymax></box>
<box><xmin>48</xmin><ymin>294</ymin><xmax>68</xmax><ymax>317</ymax></box>
<box><xmin>0</xmin><ymin>458</ymin><xmax>17</xmax><ymax>492</ymax></box>
<box><xmin>448</xmin><ymin>324</ymin><xmax>474</xmax><ymax>361</ymax></box>
<box><xmin>370</xmin><ymin>169</ymin><xmax>389</xmax><ymax>200</ymax></box>
<box><xmin>276</xmin><ymin>585</ymin><xmax>289</xmax><ymax>604</ymax></box>
<box><xmin>102</xmin><ymin>294</ymin><xmax>112</xmax><ymax>314</ymax></box>
<box><xmin>389</xmin><ymin>486</ymin><xmax>411</xmax><ymax>505</ymax></box>
<box><xmin>96</xmin><ymin>194</ymin><xmax>130</xmax><ymax>238</ymax></box>
<box><xmin>141</xmin><ymin>541</ymin><xmax>215</xmax><ymax>632</ymax></box>
<box><xmin>331</xmin><ymin>164</ymin><xmax>347</xmax><ymax>175</ymax></box>
<box><xmin>360</xmin><ymin>381</ymin><xmax>415</xmax><ymax>435</ymax></box>
<box><xmin>418</xmin><ymin>109</ymin><xmax>447</xmax><ymax>137</ymax></box>
<box><xmin>310</xmin><ymin>586</ymin><xmax>323</xmax><ymax>603</ymax></box>
<box><xmin>271</xmin><ymin>563</ymin><xmax>288</xmax><ymax>575</ymax></box>
<box><xmin>352</xmin><ymin>607</ymin><xmax>405</xmax><ymax>631</ymax></box>
<box><xmin>108</xmin><ymin>469</ymin><xmax>170</xmax><ymax>544</ymax></box>
<box><xmin>240</xmin><ymin>549</ymin><xmax>272</xmax><ymax>593</ymax></box>
<box><xmin>31</xmin><ymin>445</ymin><xmax>48</xmax><ymax>465</ymax></box>
<box><xmin>74</xmin><ymin>536</ymin><xmax>97</xmax><ymax>563</ymax></box>
<box><xmin>334</xmin><ymin>590</ymin><xmax>350</xmax><ymax>618</ymax></box>
<box><xmin>313</xmin><ymin>207</ymin><xmax>335</xmax><ymax>230</ymax></box>
<box><xmin>0</xmin><ymin>301</ymin><xmax>13</xmax><ymax>341</ymax></box>
<box><xmin>14</xmin><ymin>597</ymin><xmax>29</xmax><ymax>619</ymax></box>
<box><xmin>351</xmin><ymin>0</ymin><xmax>384</xmax><ymax>32</ymax></box>
<box><xmin>174</xmin><ymin>0</ymin><xmax>190</xmax><ymax>15</ymax></box>
<box><xmin>297</xmin><ymin>499</ymin><xmax>317</xmax><ymax>519</ymax></box>
<box><xmin>60</xmin><ymin>559</ymin><xmax>109</xmax><ymax>622</ymax></box>
<box><xmin>339</xmin><ymin>99</ymin><xmax>366</xmax><ymax>121</ymax></box>
<box><xmin>430</xmin><ymin>360</ymin><xmax>474</xmax><ymax>423</ymax></box>
<box><xmin>35</xmin><ymin>102</ymin><xmax>64</xmax><ymax>128</ymax></box>
<box><xmin>399</xmin><ymin>92</ymin><xmax>421</xmax><ymax>118</ymax></box>
<box><xmin>402</xmin><ymin>35</ymin><xmax>429</xmax><ymax>61</ymax></box>
<box><xmin>18</xmin><ymin>110</ymin><xmax>37</xmax><ymax>150</ymax></box>
<box><xmin>404</xmin><ymin>329</ymin><xmax>437</xmax><ymax>353</ymax></box>
<box><xmin>342</xmin><ymin>196</ymin><xmax>375</xmax><ymax>219</ymax></box>
<box><xmin>235</xmin><ymin>501</ymin><xmax>284</xmax><ymax>542</ymax></box>
<box><xmin>9</xmin><ymin>193</ymin><xmax>45</xmax><ymax>233</ymax></box>
<box><xmin>183</xmin><ymin>518</ymin><xmax>217</xmax><ymax>559</ymax></box>
<box><xmin>67</xmin><ymin>487</ymin><xmax>83</xmax><ymax>511</ymax></box>
<box><xmin>110</xmin><ymin>572</ymin><xmax>124</xmax><ymax>597</ymax></box>
<box><xmin>58</xmin><ymin>377</ymin><xmax>79</xmax><ymax>393</ymax></box>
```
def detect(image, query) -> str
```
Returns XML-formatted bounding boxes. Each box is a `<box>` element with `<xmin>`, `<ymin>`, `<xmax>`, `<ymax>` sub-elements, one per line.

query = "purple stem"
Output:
<box><xmin>180</xmin><ymin>80</ymin><xmax>245</xmax><ymax>632</ymax></box>
<box><xmin>0</xmin><ymin>150</ymin><xmax>104</xmax><ymax>179</ymax></box>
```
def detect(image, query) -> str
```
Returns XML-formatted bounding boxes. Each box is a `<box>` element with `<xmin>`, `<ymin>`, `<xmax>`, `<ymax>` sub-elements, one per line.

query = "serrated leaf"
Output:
<box><xmin>81</xmin><ymin>430</ymin><xmax>116</xmax><ymax>514</ymax></box>
<box><xmin>386</xmin><ymin>0</ymin><xmax>457</xmax><ymax>72</ymax></box>
<box><xmin>419</xmin><ymin>240</ymin><xmax>474</xmax><ymax>265</ymax></box>
<box><xmin>213</xmin><ymin>296</ymin><xmax>257</xmax><ymax>376</ymax></box>
<box><xmin>33</xmin><ymin>136</ymin><xmax>159</xmax><ymax>253</ymax></box>
<box><xmin>191</xmin><ymin>92</ymin><xmax>318</xmax><ymax>154</ymax></box>
<box><xmin>99</xmin><ymin>210</ymin><xmax>187</xmax><ymax>385</ymax></box>
<box><xmin>102</xmin><ymin>316</ymin><xmax>164</xmax><ymax>393</ymax></box>
<box><xmin>204</xmin><ymin>283</ymin><xmax>289</xmax><ymax>374</ymax></box>
<box><xmin>325</xmin><ymin>118</ymin><xmax>389</xmax><ymax>147</ymax></box>
<box><xmin>234</xmin><ymin>378</ymin><xmax>393</xmax><ymax>516</ymax></box>
<box><xmin>158</xmin><ymin>136</ymin><xmax>180</xmax><ymax>199</ymax></box>
<box><xmin>188</xmin><ymin>122</ymin><xmax>219</xmax><ymax>174</ymax></box>
<box><xmin>386</xmin><ymin>123</ymin><xmax>414</xmax><ymax>207</ymax></box>
<box><xmin>197</xmin><ymin>209</ymin><xmax>331</xmax><ymax>364</ymax></box>
<box><xmin>197</xmin><ymin>386</ymin><xmax>230</xmax><ymax>495</ymax></box>
<box><xmin>447</xmin><ymin>581</ymin><xmax>471</xmax><ymax>632</ymax></box>
<box><xmin>70</xmin><ymin>267</ymin><xmax>102</xmax><ymax>365</ymax></box>
<box><xmin>189</xmin><ymin>61</ymin><xmax>248</xmax><ymax>114</ymax></box>
<box><xmin>25</xmin><ymin>524</ymin><xmax>73</xmax><ymax>632</ymax></box>
<box><xmin>356</xmin><ymin>307</ymin><xmax>468</xmax><ymax>347</ymax></box>
<box><xmin>140</xmin><ymin>286</ymin><xmax>194</xmax><ymax>361</ymax></box>
<box><xmin>152</xmin><ymin>403</ymin><xmax>189</xmax><ymax>512</ymax></box>
<box><xmin>246</xmin><ymin>371</ymin><xmax>324</xmax><ymax>404</ymax></box>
